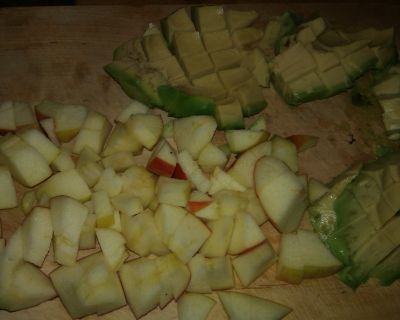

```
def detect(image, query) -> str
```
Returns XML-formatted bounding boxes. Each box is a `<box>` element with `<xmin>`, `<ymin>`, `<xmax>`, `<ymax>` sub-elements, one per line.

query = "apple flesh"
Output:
<box><xmin>0</xmin><ymin>101</ymin><xmax>16</xmax><ymax>134</ymax></box>
<box><xmin>156</xmin><ymin>176</ymin><xmax>191</xmax><ymax>207</ymax></box>
<box><xmin>102</xmin><ymin>122</ymin><xmax>142</xmax><ymax>157</ymax></box>
<box><xmin>218</xmin><ymin>291</ymin><xmax>292</xmax><ymax>320</ymax></box>
<box><xmin>122</xmin><ymin>165</ymin><xmax>157</xmax><ymax>207</ymax></box>
<box><xmin>54</xmin><ymin>104</ymin><xmax>88</xmax><ymax>143</ymax></box>
<box><xmin>271</xmin><ymin>136</ymin><xmax>298</xmax><ymax>172</ymax></box>
<box><xmin>126</xmin><ymin>114</ymin><xmax>163</xmax><ymax>150</ymax></box>
<box><xmin>111</xmin><ymin>192</ymin><xmax>143</xmax><ymax>217</ymax></box>
<box><xmin>147</xmin><ymin>138</ymin><xmax>177</xmax><ymax>177</ymax></box>
<box><xmin>79</xmin><ymin>213</ymin><xmax>97</xmax><ymax>250</ymax></box>
<box><xmin>200</xmin><ymin>216</ymin><xmax>234</xmax><ymax>257</ymax></box>
<box><xmin>177</xmin><ymin>293</ymin><xmax>216</xmax><ymax>320</ymax></box>
<box><xmin>188</xmin><ymin>190</ymin><xmax>212</xmax><ymax>213</ymax></box>
<box><xmin>197</xmin><ymin>142</ymin><xmax>228</xmax><ymax>173</ymax></box>
<box><xmin>308</xmin><ymin>177</ymin><xmax>329</xmax><ymax>203</ymax></box>
<box><xmin>172</xmin><ymin>163</ymin><xmax>187</xmax><ymax>180</ymax></box>
<box><xmin>154</xmin><ymin>203</ymin><xmax>187</xmax><ymax>244</ymax></box>
<box><xmin>93</xmin><ymin>167</ymin><xmax>123</xmax><ymax>197</ymax></box>
<box><xmin>115</xmin><ymin>100</ymin><xmax>149</xmax><ymax>123</ymax></box>
<box><xmin>39</xmin><ymin>118</ymin><xmax>59</xmax><ymax>145</ymax></box>
<box><xmin>209</xmin><ymin>167</ymin><xmax>247</xmax><ymax>195</ymax></box>
<box><xmin>0</xmin><ymin>166</ymin><xmax>17</xmax><ymax>209</ymax></box>
<box><xmin>96</xmin><ymin>228</ymin><xmax>128</xmax><ymax>271</ymax></box>
<box><xmin>178</xmin><ymin>150</ymin><xmax>211</xmax><ymax>193</ymax></box>
<box><xmin>13</xmin><ymin>101</ymin><xmax>37</xmax><ymax>130</ymax></box>
<box><xmin>206</xmin><ymin>256</ymin><xmax>235</xmax><ymax>290</ymax></box>
<box><xmin>255</xmin><ymin>156</ymin><xmax>308</xmax><ymax>233</ymax></box>
<box><xmin>92</xmin><ymin>190</ymin><xmax>115</xmax><ymax>228</ymax></box>
<box><xmin>51</xmin><ymin>148</ymin><xmax>75</xmax><ymax>172</ymax></box>
<box><xmin>187</xmin><ymin>254</ymin><xmax>212</xmax><ymax>293</ymax></box>
<box><xmin>225</xmin><ymin>129</ymin><xmax>269</xmax><ymax>153</ymax></box>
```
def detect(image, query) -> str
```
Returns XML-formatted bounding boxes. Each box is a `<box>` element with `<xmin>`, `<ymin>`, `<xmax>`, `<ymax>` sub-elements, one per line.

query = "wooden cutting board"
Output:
<box><xmin>0</xmin><ymin>3</ymin><xmax>400</xmax><ymax>319</ymax></box>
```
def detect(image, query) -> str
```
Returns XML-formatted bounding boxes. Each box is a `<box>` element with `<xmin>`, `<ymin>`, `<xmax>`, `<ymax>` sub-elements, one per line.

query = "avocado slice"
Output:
<box><xmin>157</xmin><ymin>85</ymin><xmax>216</xmax><ymax>118</ymax></box>
<box><xmin>192</xmin><ymin>73</ymin><xmax>227</xmax><ymax>100</ymax></box>
<box><xmin>233</xmin><ymin>78</ymin><xmax>267</xmax><ymax>117</ymax></box>
<box><xmin>179</xmin><ymin>52</ymin><xmax>215</xmax><ymax>80</ymax></box>
<box><xmin>161</xmin><ymin>7</ymin><xmax>196</xmax><ymax>46</ymax></box>
<box><xmin>370</xmin><ymin>246</ymin><xmax>400</xmax><ymax>286</ymax></box>
<box><xmin>215</xmin><ymin>99</ymin><xmax>245</xmax><ymax>130</ymax></box>
<box><xmin>104</xmin><ymin>61</ymin><xmax>165</xmax><ymax>107</ymax></box>
<box><xmin>172</xmin><ymin>31</ymin><xmax>206</xmax><ymax>58</ymax></box>
<box><xmin>210</xmin><ymin>48</ymin><xmax>242</xmax><ymax>71</ymax></box>
<box><xmin>231</xmin><ymin>27</ymin><xmax>263</xmax><ymax>48</ymax></box>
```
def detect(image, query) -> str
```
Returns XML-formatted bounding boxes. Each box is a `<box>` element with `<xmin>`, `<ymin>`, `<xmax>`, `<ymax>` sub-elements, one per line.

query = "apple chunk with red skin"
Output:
<box><xmin>147</xmin><ymin>138</ymin><xmax>177</xmax><ymax>177</ymax></box>
<box><xmin>188</xmin><ymin>190</ymin><xmax>212</xmax><ymax>213</ymax></box>
<box><xmin>254</xmin><ymin>156</ymin><xmax>308</xmax><ymax>233</ymax></box>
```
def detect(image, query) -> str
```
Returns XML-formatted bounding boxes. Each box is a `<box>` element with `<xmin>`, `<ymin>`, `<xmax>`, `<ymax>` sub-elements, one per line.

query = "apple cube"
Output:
<box><xmin>111</xmin><ymin>193</ymin><xmax>143</xmax><ymax>217</ymax></box>
<box><xmin>13</xmin><ymin>101</ymin><xmax>36</xmax><ymax>129</ymax></box>
<box><xmin>206</xmin><ymin>256</ymin><xmax>235</xmax><ymax>290</ymax></box>
<box><xmin>126</xmin><ymin>114</ymin><xmax>163</xmax><ymax>150</ymax></box>
<box><xmin>122</xmin><ymin>209</ymin><xmax>169</xmax><ymax>256</ymax></box>
<box><xmin>79</xmin><ymin>145</ymin><xmax>101</xmax><ymax>163</ymax></box>
<box><xmin>172</xmin><ymin>163</ymin><xmax>188</xmax><ymax>180</ymax></box>
<box><xmin>194</xmin><ymin>201</ymin><xmax>220</xmax><ymax>220</ymax></box>
<box><xmin>218</xmin><ymin>291</ymin><xmax>292</xmax><ymax>320</ymax></box>
<box><xmin>73</xmin><ymin>110</ymin><xmax>111</xmax><ymax>154</ymax></box>
<box><xmin>50</xmin><ymin>196</ymin><xmax>89</xmax><ymax>266</ymax></box>
<box><xmin>233</xmin><ymin>241</ymin><xmax>277</xmax><ymax>287</ymax></box>
<box><xmin>214</xmin><ymin>190</ymin><xmax>248</xmax><ymax>217</ymax></box>
<box><xmin>77</xmin><ymin>160</ymin><xmax>104</xmax><ymax>187</ymax></box>
<box><xmin>53</xmin><ymin>104</ymin><xmax>87</xmax><ymax>143</ymax></box>
<box><xmin>21</xmin><ymin>207</ymin><xmax>53</xmax><ymax>266</ymax></box>
<box><xmin>96</xmin><ymin>228</ymin><xmax>128</xmax><ymax>271</ymax></box>
<box><xmin>0</xmin><ymin>239</ymin><xmax>4</xmax><ymax>253</ymax></box>
<box><xmin>177</xmin><ymin>293</ymin><xmax>216</xmax><ymax>320</ymax></box>
<box><xmin>0</xmin><ymin>166</ymin><xmax>17</xmax><ymax>209</ymax></box>
<box><xmin>241</xmin><ymin>189</ymin><xmax>268</xmax><ymax>225</ymax></box>
<box><xmin>178</xmin><ymin>150</ymin><xmax>211</xmax><ymax>193</ymax></box>
<box><xmin>115</xmin><ymin>100</ymin><xmax>149</xmax><ymax>123</ymax></box>
<box><xmin>174</xmin><ymin>115</ymin><xmax>217</xmax><ymax>159</ymax></box>
<box><xmin>35</xmin><ymin>100</ymin><xmax>58</xmax><ymax>121</ymax></box>
<box><xmin>209</xmin><ymin>167</ymin><xmax>247</xmax><ymax>194</ymax></box>
<box><xmin>154</xmin><ymin>203</ymin><xmax>187</xmax><ymax>244</ymax></box>
<box><xmin>39</xmin><ymin>118</ymin><xmax>59</xmax><ymax>145</ymax></box>
<box><xmin>228</xmin><ymin>211</ymin><xmax>266</xmax><ymax>255</ymax></box>
<box><xmin>102</xmin><ymin>122</ymin><xmax>142</xmax><ymax>157</ymax></box>
<box><xmin>271</xmin><ymin>135</ymin><xmax>298</xmax><ymax>172</ymax></box>
<box><xmin>187</xmin><ymin>254</ymin><xmax>212</xmax><ymax>293</ymax></box>
<box><xmin>36</xmin><ymin>169</ymin><xmax>91</xmax><ymax>202</ymax></box>
<box><xmin>188</xmin><ymin>190</ymin><xmax>212</xmax><ymax>213</ymax></box>
<box><xmin>200</xmin><ymin>216</ymin><xmax>234</xmax><ymax>257</ymax></box>
<box><xmin>255</xmin><ymin>156</ymin><xmax>308</xmax><ymax>233</ymax></box>
<box><xmin>0</xmin><ymin>262</ymin><xmax>56</xmax><ymax>311</ymax></box>
<box><xmin>228</xmin><ymin>141</ymin><xmax>272</xmax><ymax>188</ymax></box>
<box><xmin>102</xmin><ymin>151</ymin><xmax>135</xmax><ymax>172</ymax></box>
<box><xmin>168</xmin><ymin>213</ymin><xmax>211</xmax><ymax>263</ymax></box>
<box><xmin>225</xmin><ymin>129</ymin><xmax>269</xmax><ymax>153</ymax></box>
<box><xmin>21</xmin><ymin>190</ymin><xmax>38</xmax><ymax>214</ymax></box>
<box><xmin>79</xmin><ymin>213</ymin><xmax>97</xmax><ymax>250</ymax></box>
<box><xmin>276</xmin><ymin>233</ymin><xmax>304</xmax><ymax>284</ymax></box>
<box><xmin>50</xmin><ymin>253</ymin><xmax>126</xmax><ymax>318</ymax></box>
<box><xmin>0</xmin><ymin>101</ymin><xmax>16</xmax><ymax>134</ymax></box>
<box><xmin>308</xmin><ymin>178</ymin><xmax>329</xmax><ymax>203</ymax></box>
<box><xmin>51</xmin><ymin>148</ymin><xmax>75</xmax><ymax>172</ymax></box>
<box><xmin>0</xmin><ymin>134</ymin><xmax>52</xmax><ymax>187</ymax></box>
<box><xmin>197</xmin><ymin>142</ymin><xmax>228</xmax><ymax>173</ymax></box>
<box><xmin>147</xmin><ymin>138</ymin><xmax>177</xmax><ymax>177</ymax></box>
<box><xmin>287</xmin><ymin>134</ymin><xmax>318</xmax><ymax>152</ymax></box>
<box><xmin>156</xmin><ymin>176</ymin><xmax>191</xmax><ymax>207</ymax></box>
<box><xmin>93</xmin><ymin>167</ymin><xmax>123</xmax><ymax>197</ymax></box>
<box><xmin>17</xmin><ymin>127</ymin><xmax>60</xmax><ymax>163</ymax></box>
<box><xmin>122</xmin><ymin>165</ymin><xmax>157</xmax><ymax>207</ymax></box>
<box><xmin>249</xmin><ymin>115</ymin><xmax>267</xmax><ymax>131</ymax></box>
<box><xmin>92</xmin><ymin>190</ymin><xmax>115</xmax><ymax>228</ymax></box>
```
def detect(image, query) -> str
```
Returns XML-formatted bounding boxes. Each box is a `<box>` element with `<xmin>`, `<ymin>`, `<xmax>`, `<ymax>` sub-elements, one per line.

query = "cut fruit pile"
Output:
<box><xmin>309</xmin><ymin>153</ymin><xmax>400</xmax><ymax>288</ymax></box>
<box><xmin>0</xmin><ymin>98</ymin><xmax>347</xmax><ymax>319</ymax></box>
<box><xmin>105</xmin><ymin>6</ymin><xmax>270</xmax><ymax>129</ymax></box>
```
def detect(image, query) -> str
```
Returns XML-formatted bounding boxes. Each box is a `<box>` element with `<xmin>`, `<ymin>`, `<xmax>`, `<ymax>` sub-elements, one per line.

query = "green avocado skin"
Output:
<box><xmin>157</xmin><ymin>85</ymin><xmax>216</xmax><ymax>118</ymax></box>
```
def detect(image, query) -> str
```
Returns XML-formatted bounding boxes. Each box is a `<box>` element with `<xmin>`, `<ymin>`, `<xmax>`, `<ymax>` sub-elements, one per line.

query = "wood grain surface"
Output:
<box><xmin>0</xmin><ymin>3</ymin><xmax>400</xmax><ymax>320</ymax></box>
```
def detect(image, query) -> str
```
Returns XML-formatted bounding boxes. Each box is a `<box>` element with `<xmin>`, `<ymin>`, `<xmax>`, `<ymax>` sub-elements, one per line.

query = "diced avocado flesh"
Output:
<box><xmin>142</xmin><ymin>34</ymin><xmax>172</xmax><ymax>62</ymax></box>
<box><xmin>192</xmin><ymin>5</ymin><xmax>226</xmax><ymax>33</ymax></box>
<box><xmin>310</xmin><ymin>154</ymin><xmax>400</xmax><ymax>288</ymax></box>
<box><xmin>157</xmin><ymin>85</ymin><xmax>216</xmax><ymax>117</ymax></box>
<box><xmin>370</xmin><ymin>246</ymin><xmax>400</xmax><ymax>286</ymax></box>
<box><xmin>210</xmin><ymin>48</ymin><xmax>242</xmax><ymax>71</ymax></box>
<box><xmin>225</xmin><ymin>9</ymin><xmax>258</xmax><ymax>31</ymax></box>
<box><xmin>234</xmin><ymin>79</ymin><xmax>267</xmax><ymax>117</ymax></box>
<box><xmin>202</xmin><ymin>30</ymin><xmax>233</xmax><ymax>53</ymax></box>
<box><xmin>161</xmin><ymin>7</ymin><xmax>195</xmax><ymax>45</ymax></box>
<box><xmin>215</xmin><ymin>99</ymin><xmax>245</xmax><ymax>130</ymax></box>
<box><xmin>104</xmin><ymin>62</ymin><xmax>164</xmax><ymax>107</ymax></box>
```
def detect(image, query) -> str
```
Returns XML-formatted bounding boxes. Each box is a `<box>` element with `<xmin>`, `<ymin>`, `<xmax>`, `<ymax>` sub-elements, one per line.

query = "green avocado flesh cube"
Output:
<box><xmin>233</xmin><ymin>78</ymin><xmax>267</xmax><ymax>117</ymax></box>
<box><xmin>318</xmin><ymin>65</ymin><xmax>351</xmax><ymax>95</ymax></box>
<box><xmin>225</xmin><ymin>9</ymin><xmax>258</xmax><ymax>31</ymax></box>
<box><xmin>192</xmin><ymin>73</ymin><xmax>227</xmax><ymax>100</ymax></box>
<box><xmin>334</xmin><ymin>189</ymin><xmax>367</xmax><ymax>231</ymax></box>
<box><xmin>372</xmin><ymin>46</ymin><xmax>398</xmax><ymax>70</ymax></box>
<box><xmin>179</xmin><ymin>52</ymin><xmax>214</xmax><ymax>80</ymax></box>
<box><xmin>373</xmin><ymin>74</ymin><xmax>400</xmax><ymax>98</ymax></box>
<box><xmin>241</xmin><ymin>48</ymin><xmax>270</xmax><ymax>87</ymax></box>
<box><xmin>382</xmin><ymin>216</ymin><xmax>400</xmax><ymax>246</ymax></box>
<box><xmin>142</xmin><ymin>34</ymin><xmax>172</xmax><ymax>62</ymax></box>
<box><xmin>318</xmin><ymin>29</ymin><xmax>349</xmax><ymax>47</ymax></box>
<box><xmin>158</xmin><ymin>85</ymin><xmax>216</xmax><ymax>118</ymax></box>
<box><xmin>338</xmin><ymin>231</ymin><xmax>395</xmax><ymax>289</ymax></box>
<box><xmin>231</xmin><ymin>27</ymin><xmax>263</xmax><ymax>48</ymax></box>
<box><xmin>161</xmin><ymin>8</ymin><xmax>195</xmax><ymax>45</ymax></box>
<box><xmin>308</xmin><ymin>44</ymin><xmax>340</xmax><ymax>72</ymax></box>
<box><xmin>104</xmin><ymin>62</ymin><xmax>164</xmax><ymax>107</ymax></box>
<box><xmin>273</xmin><ymin>43</ymin><xmax>316</xmax><ymax>76</ymax></box>
<box><xmin>218</xmin><ymin>67</ymin><xmax>252</xmax><ymax>90</ymax></box>
<box><xmin>370</xmin><ymin>246</ymin><xmax>400</xmax><ymax>286</ymax></box>
<box><xmin>173</xmin><ymin>31</ymin><xmax>206</xmax><ymax>58</ymax></box>
<box><xmin>202</xmin><ymin>29</ymin><xmax>233</xmax><ymax>53</ymax></box>
<box><xmin>113</xmin><ymin>39</ymin><xmax>146</xmax><ymax>62</ymax></box>
<box><xmin>340</xmin><ymin>46</ymin><xmax>377</xmax><ymax>80</ymax></box>
<box><xmin>192</xmin><ymin>5</ymin><xmax>226</xmax><ymax>33</ymax></box>
<box><xmin>215</xmin><ymin>99</ymin><xmax>245</xmax><ymax>130</ymax></box>
<box><xmin>210</xmin><ymin>48</ymin><xmax>242</xmax><ymax>71</ymax></box>
<box><xmin>148</xmin><ymin>56</ymin><xmax>185</xmax><ymax>81</ymax></box>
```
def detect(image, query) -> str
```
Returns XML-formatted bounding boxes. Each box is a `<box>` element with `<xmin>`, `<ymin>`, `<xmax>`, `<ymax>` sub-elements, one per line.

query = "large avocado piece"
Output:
<box><xmin>370</xmin><ymin>246</ymin><xmax>400</xmax><ymax>285</ymax></box>
<box><xmin>310</xmin><ymin>153</ymin><xmax>400</xmax><ymax>289</ymax></box>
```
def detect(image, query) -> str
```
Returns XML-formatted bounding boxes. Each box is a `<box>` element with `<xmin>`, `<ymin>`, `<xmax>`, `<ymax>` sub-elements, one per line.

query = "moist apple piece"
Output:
<box><xmin>232</xmin><ymin>27</ymin><xmax>263</xmax><ymax>48</ymax></box>
<box><xmin>173</xmin><ymin>31</ymin><xmax>206</xmax><ymax>58</ymax></box>
<box><xmin>202</xmin><ymin>29</ymin><xmax>233</xmax><ymax>53</ymax></box>
<box><xmin>142</xmin><ymin>34</ymin><xmax>172</xmax><ymax>62</ymax></box>
<box><xmin>192</xmin><ymin>73</ymin><xmax>227</xmax><ymax>100</ymax></box>
<box><xmin>180</xmin><ymin>52</ymin><xmax>214</xmax><ymax>80</ymax></box>
<box><xmin>218</xmin><ymin>67</ymin><xmax>253</xmax><ymax>91</ymax></box>
<box><xmin>161</xmin><ymin>7</ymin><xmax>196</xmax><ymax>45</ymax></box>
<box><xmin>148</xmin><ymin>55</ymin><xmax>185</xmax><ymax>81</ymax></box>
<box><xmin>210</xmin><ymin>48</ymin><xmax>242</xmax><ymax>71</ymax></box>
<box><xmin>192</xmin><ymin>5</ymin><xmax>226</xmax><ymax>33</ymax></box>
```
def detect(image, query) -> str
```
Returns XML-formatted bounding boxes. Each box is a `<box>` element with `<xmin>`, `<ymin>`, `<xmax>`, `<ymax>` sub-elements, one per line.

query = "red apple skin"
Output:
<box><xmin>35</xmin><ymin>109</ymin><xmax>51</xmax><ymax>122</ymax></box>
<box><xmin>287</xmin><ymin>135</ymin><xmax>318</xmax><ymax>152</ymax></box>
<box><xmin>187</xmin><ymin>200</ymin><xmax>212</xmax><ymax>213</ymax></box>
<box><xmin>172</xmin><ymin>163</ymin><xmax>187</xmax><ymax>180</ymax></box>
<box><xmin>147</xmin><ymin>157</ymin><xmax>176</xmax><ymax>177</ymax></box>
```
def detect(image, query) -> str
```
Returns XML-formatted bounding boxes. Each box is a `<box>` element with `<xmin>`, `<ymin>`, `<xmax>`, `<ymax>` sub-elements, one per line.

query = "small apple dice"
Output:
<box><xmin>147</xmin><ymin>138</ymin><xmax>177</xmax><ymax>177</ymax></box>
<box><xmin>96</xmin><ymin>228</ymin><xmax>128</xmax><ymax>271</ymax></box>
<box><xmin>122</xmin><ymin>165</ymin><xmax>157</xmax><ymax>207</ymax></box>
<box><xmin>126</xmin><ymin>113</ymin><xmax>163</xmax><ymax>150</ymax></box>
<box><xmin>225</xmin><ymin>129</ymin><xmax>269</xmax><ymax>153</ymax></box>
<box><xmin>156</xmin><ymin>176</ymin><xmax>191</xmax><ymax>207</ymax></box>
<box><xmin>177</xmin><ymin>293</ymin><xmax>216</xmax><ymax>320</ymax></box>
<box><xmin>0</xmin><ymin>166</ymin><xmax>17</xmax><ymax>209</ymax></box>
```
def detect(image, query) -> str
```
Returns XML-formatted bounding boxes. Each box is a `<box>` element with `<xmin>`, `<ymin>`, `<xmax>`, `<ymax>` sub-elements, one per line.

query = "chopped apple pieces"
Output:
<box><xmin>0</xmin><ymin>166</ymin><xmax>17</xmax><ymax>209</ymax></box>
